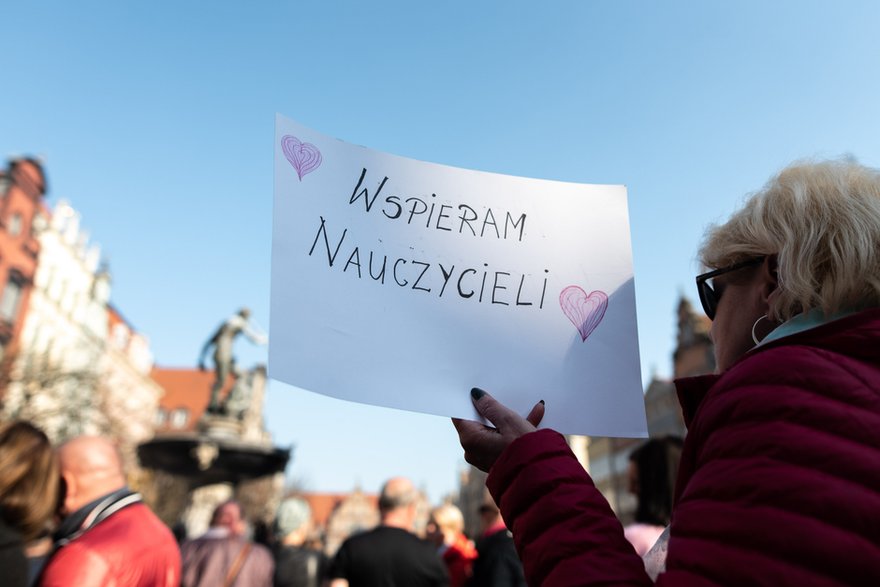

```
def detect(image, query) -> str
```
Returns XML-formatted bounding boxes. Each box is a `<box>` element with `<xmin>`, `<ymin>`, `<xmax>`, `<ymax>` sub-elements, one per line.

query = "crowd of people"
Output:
<box><xmin>0</xmin><ymin>414</ymin><xmax>689</xmax><ymax>587</ymax></box>
<box><xmin>1</xmin><ymin>158</ymin><xmax>877</xmax><ymax>587</ymax></box>
<box><xmin>0</xmin><ymin>420</ymin><xmax>543</xmax><ymax>586</ymax></box>
<box><xmin>0</xmin><ymin>424</ymin><xmax>180</xmax><ymax>586</ymax></box>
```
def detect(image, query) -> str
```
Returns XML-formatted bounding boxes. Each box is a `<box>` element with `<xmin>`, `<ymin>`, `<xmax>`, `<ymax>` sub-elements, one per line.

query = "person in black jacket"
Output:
<box><xmin>467</xmin><ymin>494</ymin><xmax>524</xmax><ymax>587</ymax></box>
<box><xmin>329</xmin><ymin>477</ymin><xmax>448</xmax><ymax>587</ymax></box>
<box><xmin>273</xmin><ymin>497</ymin><xmax>328</xmax><ymax>587</ymax></box>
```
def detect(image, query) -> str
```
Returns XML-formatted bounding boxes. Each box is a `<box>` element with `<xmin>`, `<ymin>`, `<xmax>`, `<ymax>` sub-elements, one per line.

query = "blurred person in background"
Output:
<box><xmin>39</xmin><ymin>435</ymin><xmax>180</xmax><ymax>586</ymax></box>
<box><xmin>467</xmin><ymin>494</ymin><xmax>525</xmax><ymax>587</ymax></box>
<box><xmin>426</xmin><ymin>503</ymin><xmax>477</xmax><ymax>587</ymax></box>
<box><xmin>623</xmin><ymin>436</ymin><xmax>683</xmax><ymax>557</ymax></box>
<box><xmin>181</xmin><ymin>499</ymin><xmax>273</xmax><ymax>587</ymax></box>
<box><xmin>454</xmin><ymin>159</ymin><xmax>880</xmax><ymax>585</ymax></box>
<box><xmin>273</xmin><ymin>497</ymin><xmax>328</xmax><ymax>587</ymax></box>
<box><xmin>329</xmin><ymin>476</ymin><xmax>448</xmax><ymax>587</ymax></box>
<box><xmin>0</xmin><ymin>421</ymin><xmax>59</xmax><ymax>587</ymax></box>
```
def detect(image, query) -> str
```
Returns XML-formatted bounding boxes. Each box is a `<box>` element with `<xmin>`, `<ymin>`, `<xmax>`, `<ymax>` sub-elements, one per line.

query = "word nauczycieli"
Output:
<box><xmin>308</xmin><ymin>216</ymin><xmax>549</xmax><ymax>310</ymax></box>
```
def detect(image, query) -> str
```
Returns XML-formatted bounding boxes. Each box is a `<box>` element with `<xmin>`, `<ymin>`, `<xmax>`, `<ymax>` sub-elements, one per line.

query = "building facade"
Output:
<box><xmin>0</xmin><ymin>158</ymin><xmax>47</xmax><ymax>387</ymax></box>
<box><xmin>102</xmin><ymin>306</ymin><xmax>165</xmax><ymax>471</ymax></box>
<box><xmin>1</xmin><ymin>191</ymin><xmax>163</xmax><ymax>479</ymax></box>
<box><xmin>4</xmin><ymin>198</ymin><xmax>111</xmax><ymax>438</ymax></box>
<box><xmin>151</xmin><ymin>365</ymin><xmax>270</xmax><ymax>444</ymax></box>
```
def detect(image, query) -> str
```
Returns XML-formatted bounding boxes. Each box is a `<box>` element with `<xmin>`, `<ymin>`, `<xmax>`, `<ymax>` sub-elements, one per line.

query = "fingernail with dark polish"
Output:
<box><xmin>539</xmin><ymin>400</ymin><xmax>545</xmax><ymax>405</ymax></box>
<box><xmin>471</xmin><ymin>387</ymin><xmax>486</xmax><ymax>401</ymax></box>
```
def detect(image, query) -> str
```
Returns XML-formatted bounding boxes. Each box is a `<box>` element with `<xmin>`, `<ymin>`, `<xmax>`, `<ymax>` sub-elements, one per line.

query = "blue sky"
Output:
<box><xmin>3</xmin><ymin>1</ymin><xmax>879</xmax><ymax>502</ymax></box>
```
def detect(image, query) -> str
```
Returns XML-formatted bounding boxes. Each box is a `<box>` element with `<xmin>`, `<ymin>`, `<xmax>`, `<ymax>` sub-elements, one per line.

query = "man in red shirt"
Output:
<box><xmin>39</xmin><ymin>436</ymin><xmax>180</xmax><ymax>587</ymax></box>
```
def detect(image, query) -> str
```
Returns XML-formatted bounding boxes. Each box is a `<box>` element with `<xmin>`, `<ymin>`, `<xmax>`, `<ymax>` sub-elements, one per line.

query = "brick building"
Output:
<box><xmin>151</xmin><ymin>365</ymin><xmax>270</xmax><ymax>444</ymax></box>
<box><xmin>0</xmin><ymin>158</ymin><xmax>47</xmax><ymax>381</ymax></box>
<box><xmin>0</xmin><ymin>159</ymin><xmax>164</xmax><ymax>487</ymax></box>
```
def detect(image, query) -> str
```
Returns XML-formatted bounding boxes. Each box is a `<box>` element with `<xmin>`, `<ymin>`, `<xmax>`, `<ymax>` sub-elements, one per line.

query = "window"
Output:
<box><xmin>112</xmin><ymin>323</ymin><xmax>130</xmax><ymax>351</ymax></box>
<box><xmin>31</xmin><ymin>213</ymin><xmax>46</xmax><ymax>236</ymax></box>
<box><xmin>155</xmin><ymin>408</ymin><xmax>168</xmax><ymax>427</ymax></box>
<box><xmin>170</xmin><ymin>408</ymin><xmax>189</xmax><ymax>429</ymax></box>
<box><xmin>8</xmin><ymin>213</ymin><xmax>22</xmax><ymax>237</ymax></box>
<box><xmin>0</xmin><ymin>272</ymin><xmax>25</xmax><ymax>322</ymax></box>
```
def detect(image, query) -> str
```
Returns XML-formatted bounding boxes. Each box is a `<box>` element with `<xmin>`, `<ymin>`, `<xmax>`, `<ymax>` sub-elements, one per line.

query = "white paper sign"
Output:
<box><xmin>270</xmin><ymin>114</ymin><xmax>646</xmax><ymax>437</ymax></box>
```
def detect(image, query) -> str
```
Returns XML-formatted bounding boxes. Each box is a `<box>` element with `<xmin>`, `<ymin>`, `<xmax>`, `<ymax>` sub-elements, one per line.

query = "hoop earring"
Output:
<box><xmin>751</xmin><ymin>314</ymin><xmax>769</xmax><ymax>345</ymax></box>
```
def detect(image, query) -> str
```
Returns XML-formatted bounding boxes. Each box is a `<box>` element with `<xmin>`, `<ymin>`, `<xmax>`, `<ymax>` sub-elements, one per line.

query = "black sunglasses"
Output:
<box><xmin>695</xmin><ymin>257</ymin><xmax>765</xmax><ymax>320</ymax></box>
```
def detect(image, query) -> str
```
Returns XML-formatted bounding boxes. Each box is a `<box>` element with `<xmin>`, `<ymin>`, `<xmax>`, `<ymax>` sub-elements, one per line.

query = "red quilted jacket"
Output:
<box><xmin>487</xmin><ymin>307</ymin><xmax>880</xmax><ymax>586</ymax></box>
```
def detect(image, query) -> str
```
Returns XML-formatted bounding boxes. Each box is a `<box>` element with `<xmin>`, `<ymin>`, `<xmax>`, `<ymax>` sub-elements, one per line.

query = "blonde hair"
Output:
<box><xmin>699</xmin><ymin>159</ymin><xmax>880</xmax><ymax>321</ymax></box>
<box><xmin>0</xmin><ymin>421</ymin><xmax>59</xmax><ymax>540</ymax></box>
<box><xmin>430</xmin><ymin>503</ymin><xmax>465</xmax><ymax>534</ymax></box>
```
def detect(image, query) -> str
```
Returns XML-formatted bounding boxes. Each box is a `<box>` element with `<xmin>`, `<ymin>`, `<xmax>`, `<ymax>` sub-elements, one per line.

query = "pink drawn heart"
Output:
<box><xmin>281</xmin><ymin>135</ymin><xmax>322</xmax><ymax>181</ymax></box>
<box><xmin>559</xmin><ymin>286</ymin><xmax>608</xmax><ymax>342</ymax></box>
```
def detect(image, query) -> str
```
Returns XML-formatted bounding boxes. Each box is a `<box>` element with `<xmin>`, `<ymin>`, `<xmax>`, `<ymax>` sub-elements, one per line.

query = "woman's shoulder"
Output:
<box><xmin>733</xmin><ymin>307</ymin><xmax>880</xmax><ymax>383</ymax></box>
<box><xmin>718</xmin><ymin>308</ymin><xmax>880</xmax><ymax>396</ymax></box>
<box><xmin>0</xmin><ymin>520</ymin><xmax>26</xmax><ymax>587</ymax></box>
<box><xmin>689</xmin><ymin>334</ymin><xmax>880</xmax><ymax>461</ymax></box>
<box><xmin>705</xmin><ymin>342</ymin><xmax>877</xmax><ymax>417</ymax></box>
<box><xmin>0</xmin><ymin>517</ymin><xmax>23</xmax><ymax>549</ymax></box>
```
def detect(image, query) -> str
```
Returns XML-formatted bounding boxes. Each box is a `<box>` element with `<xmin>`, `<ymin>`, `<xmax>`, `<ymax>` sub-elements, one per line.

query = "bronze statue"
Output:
<box><xmin>199</xmin><ymin>308</ymin><xmax>267</xmax><ymax>415</ymax></box>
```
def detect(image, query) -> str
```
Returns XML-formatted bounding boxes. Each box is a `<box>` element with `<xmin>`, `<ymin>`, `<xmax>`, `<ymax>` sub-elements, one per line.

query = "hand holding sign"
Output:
<box><xmin>453</xmin><ymin>388</ymin><xmax>545</xmax><ymax>473</ymax></box>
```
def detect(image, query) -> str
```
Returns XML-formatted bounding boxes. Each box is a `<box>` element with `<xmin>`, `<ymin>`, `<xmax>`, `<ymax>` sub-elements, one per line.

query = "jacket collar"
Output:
<box><xmin>54</xmin><ymin>488</ymin><xmax>141</xmax><ymax>547</ymax></box>
<box><xmin>674</xmin><ymin>306</ymin><xmax>880</xmax><ymax>428</ymax></box>
<box><xmin>674</xmin><ymin>374</ymin><xmax>718</xmax><ymax>428</ymax></box>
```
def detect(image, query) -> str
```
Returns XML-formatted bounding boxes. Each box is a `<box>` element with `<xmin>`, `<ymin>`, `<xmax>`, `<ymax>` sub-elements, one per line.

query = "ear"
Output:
<box><xmin>61</xmin><ymin>471</ymin><xmax>78</xmax><ymax>515</ymax></box>
<box><xmin>760</xmin><ymin>255</ymin><xmax>781</xmax><ymax>313</ymax></box>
